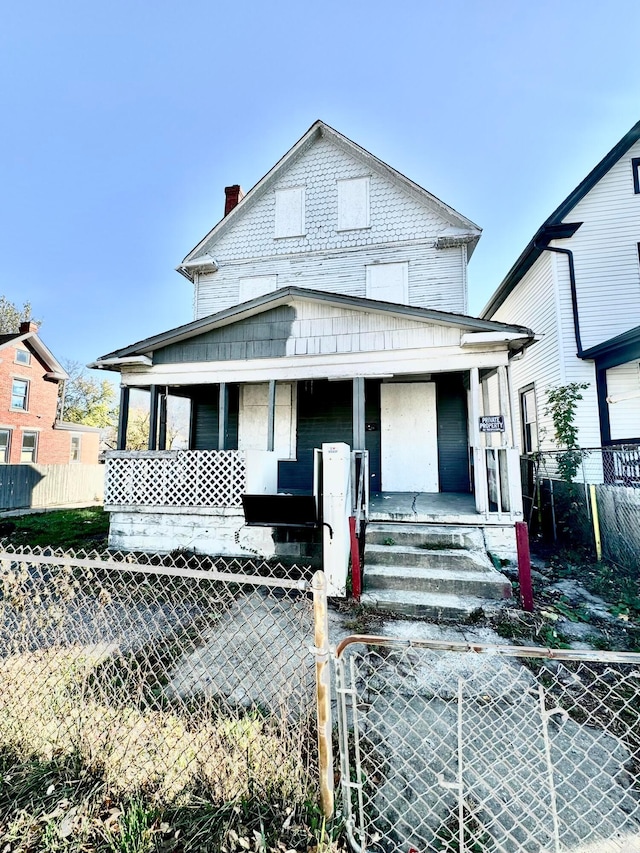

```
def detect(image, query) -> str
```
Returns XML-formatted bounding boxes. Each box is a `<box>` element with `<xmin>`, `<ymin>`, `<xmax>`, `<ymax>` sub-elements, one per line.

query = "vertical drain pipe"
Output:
<box><xmin>534</xmin><ymin>241</ymin><xmax>583</xmax><ymax>357</ymax></box>
<box><xmin>312</xmin><ymin>570</ymin><xmax>334</xmax><ymax>818</ymax></box>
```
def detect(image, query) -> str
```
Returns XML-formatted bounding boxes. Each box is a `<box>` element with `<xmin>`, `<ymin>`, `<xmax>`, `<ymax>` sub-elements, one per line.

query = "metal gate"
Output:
<box><xmin>334</xmin><ymin>635</ymin><xmax>640</xmax><ymax>853</ymax></box>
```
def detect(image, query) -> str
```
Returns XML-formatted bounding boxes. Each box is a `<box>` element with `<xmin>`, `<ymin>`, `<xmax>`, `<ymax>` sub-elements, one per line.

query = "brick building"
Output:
<box><xmin>0</xmin><ymin>321</ymin><xmax>100</xmax><ymax>464</ymax></box>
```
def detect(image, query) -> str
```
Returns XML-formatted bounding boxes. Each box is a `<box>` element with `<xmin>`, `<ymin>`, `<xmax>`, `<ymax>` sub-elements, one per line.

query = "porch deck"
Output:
<box><xmin>369</xmin><ymin>491</ymin><xmax>482</xmax><ymax>524</ymax></box>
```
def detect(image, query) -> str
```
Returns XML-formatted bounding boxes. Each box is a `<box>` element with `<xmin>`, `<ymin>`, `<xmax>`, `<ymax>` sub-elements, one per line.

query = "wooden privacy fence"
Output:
<box><xmin>0</xmin><ymin>464</ymin><xmax>104</xmax><ymax>511</ymax></box>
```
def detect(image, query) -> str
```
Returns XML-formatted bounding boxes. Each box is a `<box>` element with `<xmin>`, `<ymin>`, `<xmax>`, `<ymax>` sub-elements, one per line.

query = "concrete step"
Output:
<box><xmin>365</xmin><ymin>523</ymin><xmax>485</xmax><ymax>551</ymax></box>
<box><xmin>366</xmin><ymin>544</ymin><xmax>493</xmax><ymax>572</ymax></box>
<box><xmin>360</xmin><ymin>589</ymin><xmax>506</xmax><ymax>621</ymax></box>
<box><xmin>364</xmin><ymin>564</ymin><xmax>512</xmax><ymax>600</ymax></box>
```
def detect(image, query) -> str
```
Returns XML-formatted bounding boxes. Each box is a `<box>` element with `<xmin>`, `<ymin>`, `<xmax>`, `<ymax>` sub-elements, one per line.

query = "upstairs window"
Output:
<box><xmin>275</xmin><ymin>187</ymin><xmax>305</xmax><ymax>238</ymax></box>
<box><xmin>337</xmin><ymin>177</ymin><xmax>370</xmax><ymax>230</ymax></box>
<box><xmin>21</xmin><ymin>431</ymin><xmax>37</xmax><ymax>463</ymax></box>
<box><xmin>0</xmin><ymin>430</ymin><xmax>10</xmax><ymax>463</ymax></box>
<box><xmin>70</xmin><ymin>434</ymin><xmax>81</xmax><ymax>462</ymax></box>
<box><xmin>633</xmin><ymin>158</ymin><xmax>640</xmax><ymax>194</ymax></box>
<box><xmin>11</xmin><ymin>379</ymin><xmax>28</xmax><ymax>411</ymax></box>
<box><xmin>366</xmin><ymin>262</ymin><xmax>409</xmax><ymax>304</ymax></box>
<box><xmin>239</xmin><ymin>275</ymin><xmax>278</xmax><ymax>302</ymax></box>
<box><xmin>15</xmin><ymin>350</ymin><xmax>31</xmax><ymax>366</ymax></box>
<box><xmin>520</xmin><ymin>386</ymin><xmax>538</xmax><ymax>454</ymax></box>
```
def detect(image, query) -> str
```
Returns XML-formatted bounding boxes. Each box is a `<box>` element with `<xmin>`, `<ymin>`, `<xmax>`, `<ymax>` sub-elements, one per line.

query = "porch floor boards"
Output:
<box><xmin>368</xmin><ymin>491</ymin><xmax>479</xmax><ymax>524</ymax></box>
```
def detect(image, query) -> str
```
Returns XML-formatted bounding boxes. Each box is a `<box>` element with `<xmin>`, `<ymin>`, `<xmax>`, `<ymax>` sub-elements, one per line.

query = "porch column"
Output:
<box><xmin>352</xmin><ymin>377</ymin><xmax>365</xmax><ymax>450</ymax></box>
<box><xmin>218</xmin><ymin>382</ymin><xmax>228</xmax><ymax>450</ymax></box>
<box><xmin>267</xmin><ymin>380</ymin><xmax>276</xmax><ymax>452</ymax></box>
<box><xmin>497</xmin><ymin>366</ymin><xmax>513</xmax><ymax>447</ymax></box>
<box><xmin>158</xmin><ymin>388</ymin><xmax>168</xmax><ymax>450</ymax></box>
<box><xmin>117</xmin><ymin>386</ymin><xmax>130</xmax><ymax>450</ymax></box>
<box><xmin>469</xmin><ymin>367</ymin><xmax>488</xmax><ymax>515</ymax></box>
<box><xmin>148</xmin><ymin>385</ymin><xmax>159</xmax><ymax>450</ymax></box>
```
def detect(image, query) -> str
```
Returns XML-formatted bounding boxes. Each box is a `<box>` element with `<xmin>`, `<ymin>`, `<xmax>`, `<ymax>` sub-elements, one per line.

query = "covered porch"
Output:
<box><xmin>95</xmin><ymin>287</ymin><xmax>533</xmax><ymax>558</ymax></box>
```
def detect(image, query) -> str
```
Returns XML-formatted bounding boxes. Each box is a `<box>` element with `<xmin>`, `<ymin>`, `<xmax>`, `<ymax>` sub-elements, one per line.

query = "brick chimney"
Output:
<box><xmin>19</xmin><ymin>320</ymin><xmax>39</xmax><ymax>334</ymax></box>
<box><xmin>224</xmin><ymin>185</ymin><xmax>245</xmax><ymax>216</ymax></box>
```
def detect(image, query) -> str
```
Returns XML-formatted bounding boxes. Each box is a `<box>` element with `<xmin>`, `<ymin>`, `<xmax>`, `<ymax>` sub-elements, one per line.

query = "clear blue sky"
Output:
<box><xmin>1</xmin><ymin>0</ymin><xmax>639</xmax><ymax>378</ymax></box>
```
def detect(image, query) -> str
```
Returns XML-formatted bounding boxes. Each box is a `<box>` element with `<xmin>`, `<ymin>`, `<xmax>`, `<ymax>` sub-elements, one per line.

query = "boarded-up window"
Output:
<box><xmin>366</xmin><ymin>262</ymin><xmax>409</xmax><ymax>304</ymax></box>
<box><xmin>337</xmin><ymin>177</ymin><xmax>370</xmax><ymax>230</ymax></box>
<box><xmin>239</xmin><ymin>275</ymin><xmax>278</xmax><ymax>302</ymax></box>
<box><xmin>275</xmin><ymin>187</ymin><xmax>305</xmax><ymax>238</ymax></box>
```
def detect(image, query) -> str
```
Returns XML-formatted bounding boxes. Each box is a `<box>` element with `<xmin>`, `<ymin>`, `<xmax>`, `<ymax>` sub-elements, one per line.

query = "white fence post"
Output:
<box><xmin>321</xmin><ymin>442</ymin><xmax>351</xmax><ymax>597</ymax></box>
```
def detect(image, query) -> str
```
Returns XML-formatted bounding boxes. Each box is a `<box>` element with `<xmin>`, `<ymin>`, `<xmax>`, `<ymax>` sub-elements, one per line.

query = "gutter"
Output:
<box><xmin>533</xmin><ymin>233</ymin><xmax>584</xmax><ymax>357</ymax></box>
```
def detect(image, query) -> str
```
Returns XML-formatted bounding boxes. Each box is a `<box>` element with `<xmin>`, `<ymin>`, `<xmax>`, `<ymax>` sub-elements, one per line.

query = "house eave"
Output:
<box><xmin>482</xmin><ymin>118</ymin><xmax>640</xmax><ymax>320</ymax></box>
<box><xmin>96</xmin><ymin>287</ymin><xmax>533</xmax><ymax>362</ymax></box>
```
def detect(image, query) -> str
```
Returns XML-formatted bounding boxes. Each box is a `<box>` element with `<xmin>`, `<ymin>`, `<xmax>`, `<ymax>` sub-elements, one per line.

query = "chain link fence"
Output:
<box><xmin>335</xmin><ymin>636</ymin><xmax>640</xmax><ymax>853</ymax></box>
<box><xmin>0</xmin><ymin>544</ymin><xmax>318</xmax><ymax>810</ymax></box>
<box><xmin>522</xmin><ymin>445</ymin><xmax>640</xmax><ymax>569</ymax></box>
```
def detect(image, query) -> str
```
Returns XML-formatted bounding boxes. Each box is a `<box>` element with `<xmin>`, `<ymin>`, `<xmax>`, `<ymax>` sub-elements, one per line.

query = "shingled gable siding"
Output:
<box><xmin>154</xmin><ymin>307</ymin><xmax>296</xmax><ymax>364</ymax></box>
<box><xmin>193</xmin><ymin>134</ymin><xmax>468</xmax><ymax>318</ymax></box>
<box><xmin>152</xmin><ymin>302</ymin><xmax>463</xmax><ymax>368</ymax></box>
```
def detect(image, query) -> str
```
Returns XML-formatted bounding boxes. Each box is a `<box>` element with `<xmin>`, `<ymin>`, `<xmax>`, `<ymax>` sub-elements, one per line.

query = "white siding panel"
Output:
<box><xmin>560</xmin><ymin>137</ymin><xmax>640</xmax><ymax>350</ymax></box>
<box><xmin>195</xmin><ymin>243</ymin><xmax>467</xmax><ymax>318</ymax></box>
<box><xmin>608</xmin><ymin>360</ymin><xmax>640</xmax><ymax>441</ymax></box>
<box><xmin>493</xmin><ymin>253</ymin><xmax>561</xmax><ymax>453</ymax></box>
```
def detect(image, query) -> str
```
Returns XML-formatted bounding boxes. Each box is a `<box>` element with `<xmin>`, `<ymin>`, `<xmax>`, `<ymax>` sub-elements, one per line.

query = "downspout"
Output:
<box><xmin>534</xmin><ymin>240</ymin><xmax>583</xmax><ymax>357</ymax></box>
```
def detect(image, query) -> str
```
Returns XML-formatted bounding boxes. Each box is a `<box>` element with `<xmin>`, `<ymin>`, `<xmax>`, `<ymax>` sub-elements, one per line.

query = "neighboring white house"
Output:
<box><xmin>482</xmin><ymin>119</ymin><xmax>640</xmax><ymax>457</ymax></box>
<box><xmin>92</xmin><ymin>120</ymin><xmax>533</xmax><ymax>576</ymax></box>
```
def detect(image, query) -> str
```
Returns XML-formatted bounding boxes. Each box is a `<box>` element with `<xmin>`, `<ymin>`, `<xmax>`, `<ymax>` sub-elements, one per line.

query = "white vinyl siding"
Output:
<box><xmin>337</xmin><ymin>177</ymin><xmax>370</xmax><ymax>230</ymax></box>
<box><xmin>366</xmin><ymin>262</ymin><xmax>409</xmax><ymax>304</ymax></box>
<box><xmin>559</xmin><ymin>137</ymin><xmax>640</xmax><ymax>351</ymax></box>
<box><xmin>195</xmin><ymin>243</ymin><xmax>466</xmax><ymax>318</ymax></box>
<box><xmin>239</xmin><ymin>275</ymin><xmax>278</xmax><ymax>302</ymax></box>
<box><xmin>607</xmin><ymin>360</ymin><xmax>640</xmax><ymax>441</ymax></box>
<box><xmin>493</xmin><ymin>253</ymin><xmax>561</xmax><ymax>453</ymax></box>
<box><xmin>274</xmin><ymin>187</ymin><xmax>305</xmax><ymax>238</ymax></box>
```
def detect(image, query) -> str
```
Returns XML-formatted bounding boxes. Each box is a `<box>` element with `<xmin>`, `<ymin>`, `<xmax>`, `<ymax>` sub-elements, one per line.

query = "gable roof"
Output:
<box><xmin>482</xmin><ymin>119</ymin><xmax>640</xmax><ymax>319</ymax></box>
<box><xmin>0</xmin><ymin>331</ymin><xmax>68</xmax><ymax>380</ymax></box>
<box><xmin>178</xmin><ymin>120</ymin><xmax>482</xmax><ymax>278</ymax></box>
<box><xmin>92</xmin><ymin>286</ymin><xmax>533</xmax><ymax>368</ymax></box>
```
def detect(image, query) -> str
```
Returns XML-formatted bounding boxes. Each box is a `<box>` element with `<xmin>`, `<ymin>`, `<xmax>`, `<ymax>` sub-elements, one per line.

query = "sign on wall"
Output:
<box><xmin>479</xmin><ymin>415</ymin><xmax>505</xmax><ymax>433</ymax></box>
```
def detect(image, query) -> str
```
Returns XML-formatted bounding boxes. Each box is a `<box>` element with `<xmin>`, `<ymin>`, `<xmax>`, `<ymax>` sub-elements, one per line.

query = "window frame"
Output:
<box><xmin>11</xmin><ymin>378</ymin><xmax>29</xmax><ymax>411</ymax></box>
<box><xmin>70</xmin><ymin>434</ymin><xmax>82</xmax><ymax>463</ymax></box>
<box><xmin>519</xmin><ymin>384</ymin><xmax>538</xmax><ymax>455</ymax></box>
<box><xmin>337</xmin><ymin>176</ymin><xmax>371</xmax><ymax>231</ymax></box>
<box><xmin>15</xmin><ymin>349</ymin><xmax>31</xmax><ymax>366</ymax></box>
<box><xmin>274</xmin><ymin>186</ymin><xmax>306</xmax><ymax>239</ymax></box>
<box><xmin>20</xmin><ymin>431</ymin><xmax>38</xmax><ymax>463</ymax></box>
<box><xmin>632</xmin><ymin>158</ymin><xmax>640</xmax><ymax>195</ymax></box>
<box><xmin>0</xmin><ymin>429</ymin><xmax>11</xmax><ymax>463</ymax></box>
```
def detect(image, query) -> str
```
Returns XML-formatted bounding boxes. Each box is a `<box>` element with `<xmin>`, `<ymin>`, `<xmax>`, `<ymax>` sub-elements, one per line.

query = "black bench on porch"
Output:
<box><xmin>241</xmin><ymin>494</ymin><xmax>332</xmax><ymax>538</ymax></box>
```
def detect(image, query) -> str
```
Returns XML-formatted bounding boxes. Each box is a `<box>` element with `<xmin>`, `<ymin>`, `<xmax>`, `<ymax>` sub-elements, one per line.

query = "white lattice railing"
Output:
<box><xmin>104</xmin><ymin>450</ymin><xmax>246</xmax><ymax>508</ymax></box>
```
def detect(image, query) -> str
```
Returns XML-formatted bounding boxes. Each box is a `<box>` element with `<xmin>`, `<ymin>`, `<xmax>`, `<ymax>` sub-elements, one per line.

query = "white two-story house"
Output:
<box><xmin>92</xmin><ymin>121</ymin><xmax>532</xmax><ymax>604</ymax></box>
<box><xmin>483</xmin><ymin>119</ymin><xmax>640</xmax><ymax>463</ymax></box>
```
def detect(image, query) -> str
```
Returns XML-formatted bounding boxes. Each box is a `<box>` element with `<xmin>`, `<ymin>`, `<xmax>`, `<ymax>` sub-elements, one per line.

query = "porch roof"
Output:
<box><xmin>91</xmin><ymin>287</ymin><xmax>534</xmax><ymax>371</ymax></box>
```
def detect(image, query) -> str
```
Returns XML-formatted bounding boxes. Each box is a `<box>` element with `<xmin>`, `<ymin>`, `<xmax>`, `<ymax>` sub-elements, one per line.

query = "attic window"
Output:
<box><xmin>337</xmin><ymin>177</ymin><xmax>370</xmax><ymax>230</ymax></box>
<box><xmin>633</xmin><ymin>158</ymin><xmax>640</xmax><ymax>194</ymax></box>
<box><xmin>15</xmin><ymin>350</ymin><xmax>31</xmax><ymax>366</ymax></box>
<box><xmin>275</xmin><ymin>187</ymin><xmax>305</xmax><ymax>238</ymax></box>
